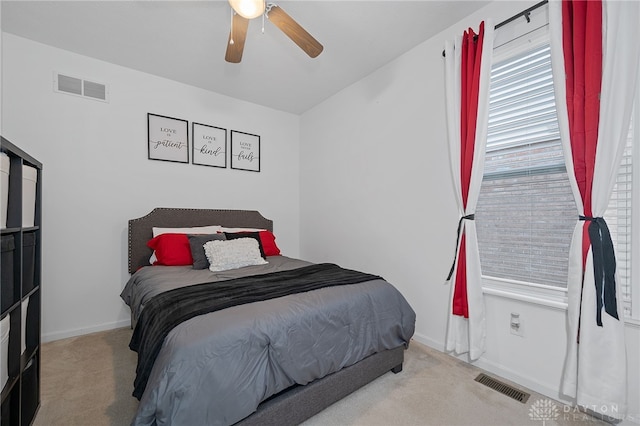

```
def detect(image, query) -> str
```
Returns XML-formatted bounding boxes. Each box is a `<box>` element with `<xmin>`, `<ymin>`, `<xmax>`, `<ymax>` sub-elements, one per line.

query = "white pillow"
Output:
<box><xmin>218</xmin><ymin>227</ymin><xmax>266</xmax><ymax>233</ymax></box>
<box><xmin>204</xmin><ymin>238</ymin><xmax>267</xmax><ymax>272</ymax></box>
<box><xmin>152</xmin><ymin>225</ymin><xmax>222</xmax><ymax>237</ymax></box>
<box><xmin>149</xmin><ymin>225</ymin><xmax>222</xmax><ymax>264</ymax></box>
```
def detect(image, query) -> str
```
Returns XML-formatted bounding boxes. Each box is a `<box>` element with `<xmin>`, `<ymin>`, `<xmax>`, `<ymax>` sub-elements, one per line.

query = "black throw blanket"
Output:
<box><xmin>129</xmin><ymin>263</ymin><xmax>381</xmax><ymax>399</ymax></box>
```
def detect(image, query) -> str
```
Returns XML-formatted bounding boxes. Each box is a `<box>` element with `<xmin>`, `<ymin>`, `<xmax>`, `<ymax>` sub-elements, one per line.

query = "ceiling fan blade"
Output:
<box><xmin>225</xmin><ymin>13</ymin><xmax>249</xmax><ymax>63</ymax></box>
<box><xmin>266</xmin><ymin>4</ymin><xmax>323</xmax><ymax>58</ymax></box>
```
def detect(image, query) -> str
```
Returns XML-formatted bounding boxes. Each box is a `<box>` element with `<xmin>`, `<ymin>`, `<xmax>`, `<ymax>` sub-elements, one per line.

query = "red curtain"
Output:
<box><xmin>561</xmin><ymin>0</ymin><xmax>602</xmax><ymax>265</ymax></box>
<box><xmin>452</xmin><ymin>22</ymin><xmax>485</xmax><ymax>318</ymax></box>
<box><xmin>561</xmin><ymin>0</ymin><xmax>618</xmax><ymax>326</ymax></box>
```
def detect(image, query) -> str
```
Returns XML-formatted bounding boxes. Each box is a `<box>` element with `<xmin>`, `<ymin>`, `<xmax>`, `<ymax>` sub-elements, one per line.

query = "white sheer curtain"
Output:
<box><xmin>549</xmin><ymin>0</ymin><xmax>640</xmax><ymax>418</ymax></box>
<box><xmin>443</xmin><ymin>21</ymin><xmax>494</xmax><ymax>360</ymax></box>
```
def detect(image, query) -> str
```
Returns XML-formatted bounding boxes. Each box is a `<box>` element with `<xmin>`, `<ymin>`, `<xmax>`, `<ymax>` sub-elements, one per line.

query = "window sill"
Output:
<box><xmin>625</xmin><ymin>317</ymin><xmax>640</xmax><ymax>329</ymax></box>
<box><xmin>482</xmin><ymin>276</ymin><xmax>640</xmax><ymax>325</ymax></box>
<box><xmin>481</xmin><ymin>275</ymin><xmax>568</xmax><ymax>311</ymax></box>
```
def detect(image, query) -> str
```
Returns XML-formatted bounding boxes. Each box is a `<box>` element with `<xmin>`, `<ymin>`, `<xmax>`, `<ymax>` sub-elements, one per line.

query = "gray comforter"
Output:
<box><xmin>121</xmin><ymin>256</ymin><xmax>416</xmax><ymax>426</ymax></box>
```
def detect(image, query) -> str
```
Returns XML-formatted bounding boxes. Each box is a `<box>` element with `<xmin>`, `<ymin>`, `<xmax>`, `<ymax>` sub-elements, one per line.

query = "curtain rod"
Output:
<box><xmin>441</xmin><ymin>0</ymin><xmax>548</xmax><ymax>57</ymax></box>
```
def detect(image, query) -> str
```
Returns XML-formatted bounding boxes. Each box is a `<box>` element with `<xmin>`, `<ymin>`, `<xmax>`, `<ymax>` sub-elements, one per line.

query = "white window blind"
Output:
<box><xmin>476</xmin><ymin>43</ymin><xmax>576</xmax><ymax>288</ymax></box>
<box><xmin>604</xmin><ymin>119</ymin><xmax>633</xmax><ymax>317</ymax></box>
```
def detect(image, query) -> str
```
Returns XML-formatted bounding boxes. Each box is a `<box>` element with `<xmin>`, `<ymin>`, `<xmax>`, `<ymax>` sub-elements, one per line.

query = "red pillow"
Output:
<box><xmin>258</xmin><ymin>231</ymin><xmax>281</xmax><ymax>256</ymax></box>
<box><xmin>147</xmin><ymin>233</ymin><xmax>193</xmax><ymax>266</ymax></box>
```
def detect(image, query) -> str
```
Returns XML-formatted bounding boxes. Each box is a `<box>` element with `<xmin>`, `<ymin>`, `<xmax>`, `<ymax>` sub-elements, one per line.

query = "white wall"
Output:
<box><xmin>1</xmin><ymin>33</ymin><xmax>301</xmax><ymax>341</ymax></box>
<box><xmin>299</xmin><ymin>1</ymin><xmax>640</xmax><ymax>423</ymax></box>
<box><xmin>2</xmin><ymin>1</ymin><xmax>639</xmax><ymax>422</ymax></box>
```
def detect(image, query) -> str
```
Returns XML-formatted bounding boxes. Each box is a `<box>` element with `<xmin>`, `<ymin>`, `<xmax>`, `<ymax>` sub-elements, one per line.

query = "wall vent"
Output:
<box><xmin>57</xmin><ymin>74</ymin><xmax>82</xmax><ymax>95</ymax></box>
<box><xmin>474</xmin><ymin>373</ymin><xmax>530</xmax><ymax>403</ymax></box>
<box><xmin>54</xmin><ymin>72</ymin><xmax>108</xmax><ymax>102</ymax></box>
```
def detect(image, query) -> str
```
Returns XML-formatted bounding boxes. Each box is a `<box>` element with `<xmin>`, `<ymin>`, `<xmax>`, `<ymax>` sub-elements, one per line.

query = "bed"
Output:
<box><xmin>121</xmin><ymin>207</ymin><xmax>416</xmax><ymax>426</ymax></box>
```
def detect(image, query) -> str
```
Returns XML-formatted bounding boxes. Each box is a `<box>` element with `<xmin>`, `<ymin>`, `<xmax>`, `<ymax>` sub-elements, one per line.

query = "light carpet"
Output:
<box><xmin>33</xmin><ymin>327</ymin><xmax>605</xmax><ymax>426</ymax></box>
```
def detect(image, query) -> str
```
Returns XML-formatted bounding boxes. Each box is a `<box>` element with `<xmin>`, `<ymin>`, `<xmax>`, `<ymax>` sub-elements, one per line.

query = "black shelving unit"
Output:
<box><xmin>1</xmin><ymin>137</ymin><xmax>42</xmax><ymax>426</ymax></box>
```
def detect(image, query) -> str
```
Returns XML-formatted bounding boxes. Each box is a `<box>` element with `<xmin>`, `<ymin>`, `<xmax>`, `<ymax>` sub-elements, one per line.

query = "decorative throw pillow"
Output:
<box><xmin>147</xmin><ymin>233</ymin><xmax>193</xmax><ymax>266</ymax></box>
<box><xmin>188</xmin><ymin>233</ymin><xmax>227</xmax><ymax>270</ymax></box>
<box><xmin>257</xmin><ymin>231</ymin><xmax>281</xmax><ymax>256</ymax></box>
<box><xmin>224</xmin><ymin>231</ymin><xmax>281</xmax><ymax>257</ymax></box>
<box><xmin>204</xmin><ymin>238</ymin><xmax>268</xmax><ymax>272</ymax></box>
<box><xmin>224</xmin><ymin>232</ymin><xmax>266</xmax><ymax>258</ymax></box>
<box><xmin>149</xmin><ymin>225</ymin><xmax>222</xmax><ymax>264</ymax></box>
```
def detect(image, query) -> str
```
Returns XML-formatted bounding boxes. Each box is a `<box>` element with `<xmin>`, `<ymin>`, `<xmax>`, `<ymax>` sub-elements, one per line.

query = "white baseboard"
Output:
<box><xmin>410</xmin><ymin>333</ymin><xmax>640</xmax><ymax>425</ymax></box>
<box><xmin>411</xmin><ymin>331</ymin><xmax>444</xmax><ymax>351</ymax></box>
<box><xmin>411</xmin><ymin>333</ymin><xmax>568</xmax><ymax>403</ymax></box>
<box><xmin>472</xmin><ymin>356</ymin><xmax>569</xmax><ymax>403</ymax></box>
<box><xmin>42</xmin><ymin>319</ymin><xmax>131</xmax><ymax>343</ymax></box>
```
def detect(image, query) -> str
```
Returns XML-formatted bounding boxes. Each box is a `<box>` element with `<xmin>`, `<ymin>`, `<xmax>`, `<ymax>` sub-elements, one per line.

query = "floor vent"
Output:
<box><xmin>474</xmin><ymin>373</ymin><xmax>530</xmax><ymax>403</ymax></box>
<box><xmin>54</xmin><ymin>72</ymin><xmax>108</xmax><ymax>102</ymax></box>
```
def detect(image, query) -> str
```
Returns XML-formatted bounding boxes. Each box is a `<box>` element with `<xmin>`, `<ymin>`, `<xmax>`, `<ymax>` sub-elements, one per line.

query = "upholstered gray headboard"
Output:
<box><xmin>128</xmin><ymin>208</ymin><xmax>273</xmax><ymax>274</ymax></box>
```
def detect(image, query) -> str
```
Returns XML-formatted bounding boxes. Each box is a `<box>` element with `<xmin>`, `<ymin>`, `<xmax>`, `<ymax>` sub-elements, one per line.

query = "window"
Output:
<box><xmin>476</xmin><ymin>42</ymin><xmax>576</xmax><ymax>288</ymax></box>
<box><xmin>605</xmin><ymin>115</ymin><xmax>634</xmax><ymax>318</ymax></box>
<box><xmin>477</xmin><ymin>35</ymin><xmax>637</xmax><ymax>319</ymax></box>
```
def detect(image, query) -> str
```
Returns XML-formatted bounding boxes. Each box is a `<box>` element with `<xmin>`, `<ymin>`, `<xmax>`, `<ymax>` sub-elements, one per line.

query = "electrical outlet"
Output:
<box><xmin>510</xmin><ymin>312</ymin><xmax>523</xmax><ymax>337</ymax></box>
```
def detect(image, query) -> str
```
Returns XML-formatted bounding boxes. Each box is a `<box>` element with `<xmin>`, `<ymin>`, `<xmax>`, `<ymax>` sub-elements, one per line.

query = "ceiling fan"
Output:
<box><xmin>225</xmin><ymin>0</ymin><xmax>324</xmax><ymax>63</ymax></box>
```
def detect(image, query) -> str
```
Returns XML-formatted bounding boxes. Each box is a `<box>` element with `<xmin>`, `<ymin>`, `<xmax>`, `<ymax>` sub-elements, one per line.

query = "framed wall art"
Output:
<box><xmin>231</xmin><ymin>130</ymin><xmax>260</xmax><ymax>172</ymax></box>
<box><xmin>147</xmin><ymin>113</ymin><xmax>189</xmax><ymax>163</ymax></box>
<box><xmin>192</xmin><ymin>122</ymin><xmax>227</xmax><ymax>168</ymax></box>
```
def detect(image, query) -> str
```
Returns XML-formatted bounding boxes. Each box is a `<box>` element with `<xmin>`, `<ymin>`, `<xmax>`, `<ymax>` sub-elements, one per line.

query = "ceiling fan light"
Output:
<box><xmin>228</xmin><ymin>0</ymin><xmax>265</xmax><ymax>19</ymax></box>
